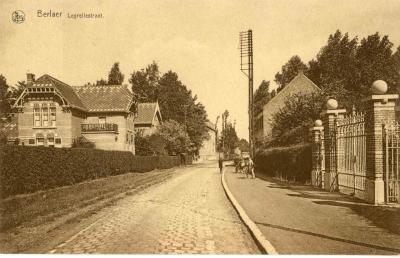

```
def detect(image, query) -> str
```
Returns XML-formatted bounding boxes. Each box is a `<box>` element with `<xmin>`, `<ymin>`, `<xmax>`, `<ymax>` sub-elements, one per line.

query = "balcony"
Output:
<box><xmin>81</xmin><ymin>123</ymin><xmax>118</xmax><ymax>133</ymax></box>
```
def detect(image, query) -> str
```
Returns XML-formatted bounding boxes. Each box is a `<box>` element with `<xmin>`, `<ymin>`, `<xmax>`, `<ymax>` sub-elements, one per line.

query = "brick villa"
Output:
<box><xmin>11</xmin><ymin>73</ymin><xmax>137</xmax><ymax>153</ymax></box>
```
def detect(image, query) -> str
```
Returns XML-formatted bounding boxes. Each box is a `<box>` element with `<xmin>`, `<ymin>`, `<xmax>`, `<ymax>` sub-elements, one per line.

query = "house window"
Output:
<box><xmin>99</xmin><ymin>117</ymin><xmax>106</xmax><ymax>124</ymax></box>
<box><xmin>47</xmin><ymin>137</ymin><xmax>54</xmax><ymax>147</ymax></box>
<box><xmin>126</xmin><ymin>133</ymin><xmax>129</xmax><ymax>144</ymax></box>
<box><xmin>50</xmin><ymin>107</ymin><xmax>56</xmax><ymax>126</ymax></box>
<box><xmin>28</xmin><ymin>139</ymin><xmax>35</xmax><ymax>145</ymax></box>
<box><xmin>55</xmin><ymin>138</ymin><xmax>62</xmax><ymax>145</ymax></box>
<box><xmin>42</xmin><ymin>106</ymin><xmax>49</xmax><ymax>127</ymax></box>
<box><xmin>34</xmin><ymin>107</ymin><xmax>41</xmax><ymax>126</ymax></box>
<box><xmin>36</xmin><ymin>137</ymin><xmax>44</xmax><ymax>146</ymax></box>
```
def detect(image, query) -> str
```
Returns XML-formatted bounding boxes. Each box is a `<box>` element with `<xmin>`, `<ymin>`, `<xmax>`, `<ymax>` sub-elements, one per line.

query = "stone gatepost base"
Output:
<box><xmin>365</xmin><ymin>178</ymin><xmax>385</xmax><ymax>204</ymax></box>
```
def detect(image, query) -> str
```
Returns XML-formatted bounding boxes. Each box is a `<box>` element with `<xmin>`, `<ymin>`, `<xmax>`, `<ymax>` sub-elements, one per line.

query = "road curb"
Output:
<box><xmin>221</xmin><ymin>167</ymin><xmax>278</xmax><ymax>255</ymax></box>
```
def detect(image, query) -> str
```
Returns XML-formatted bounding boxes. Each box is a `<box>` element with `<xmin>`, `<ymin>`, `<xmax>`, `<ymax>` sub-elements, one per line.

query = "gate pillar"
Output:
<box><xmin>321</xmin><ymin>99</ymin><xmax>346</xmax><ymax>191</ymax></box>
<box><xmin>310</xmin><ymin>120</ymin><xmax>324</xmax><ymax>187</ymax></box>
<box><xmin>363</xmin><ymin>80</ymin><xmax>398</xmax><ymax>204</ymax></box>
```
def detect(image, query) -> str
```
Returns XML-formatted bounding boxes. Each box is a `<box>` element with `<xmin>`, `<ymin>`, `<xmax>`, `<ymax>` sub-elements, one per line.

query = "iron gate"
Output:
<box><xmin>383</xmin><ymin>123</ymin><xmax>400</xmax><ymax>203</ymax></box>
<box><xmin>335</xmin><ymin>112</ymin><xmax>367</xmax><ymax>198</ymax></box>
<box><xmin>315</xmin><ymin>132</ymin><xmax>325</xmax><ymax>187</ymax></box>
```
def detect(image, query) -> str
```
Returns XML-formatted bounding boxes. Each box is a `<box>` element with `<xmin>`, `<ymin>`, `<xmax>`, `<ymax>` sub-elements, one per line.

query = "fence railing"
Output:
<box><xmin>310</xmin><ymin>84</ymin><xmax>399</xmax><ymax>204</ymax></box>
<box><xmin>81</xmin><ymin>123</ymin><xmax>118</xmax><ymax>133</ymax></box>
<box><xmin>383</xmin><ymin>122</ymin><xmax>400</xmax><ymax>203</ymax></box>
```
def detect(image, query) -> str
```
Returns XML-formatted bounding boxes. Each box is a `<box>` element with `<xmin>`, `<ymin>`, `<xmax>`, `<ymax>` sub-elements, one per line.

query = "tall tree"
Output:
<box><xmin>0</xmin><ymin>75</ymin><xmax>11</xmax><ymax>118</ymax></box>
<box><xmin>307</xmin><ymin>30</ymin><xmax>359</xmax><ymax>106</ymax></box>
<box><xmin>238</xmin><ymin>138</ymin><xmax>250</xmax><ymax>152</ymax></box>
<box><xmin>393</xmin><ymin>46</ymin><xmax>400</xmax><ymax>92</ymax></box>
<box><xmin>129</xmin><ymin>61</ymin><xmax>159</xmax><ymax>102</ymax></box>
<box><xmin>108</xmin><ymin>62</ymin><xmax>124</xmax><ymax>85</ymax></box>
<box><xmin>274</xmin><ymin>55</ymin><xmax>308</xmax><ymax>92</ymax></box>
<box><xmin>158</xmin><ymin>71</ymin><xmax>209</xmax><ymax>151</ymax></box>
<box><xmin>356</xmin><ymin>33</ymin><xmax>400</xmax><ymax>94</ymax></box>
<box><xmin>253</xmin><ymin>80</ymin><xmax>271</xmax><ymax>115</ymax></box>
<box><xmin>222</xmin><ymin>122</ymin><xmax>239</xmax><ymax>153</ymax></box>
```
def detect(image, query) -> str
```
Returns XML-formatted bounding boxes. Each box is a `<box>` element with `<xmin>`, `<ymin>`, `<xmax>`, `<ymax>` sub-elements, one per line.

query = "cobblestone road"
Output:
<box><xmin>50</xmin><ymin>163</ymin><xmax>259</xmax><ymax>254</ymax></box>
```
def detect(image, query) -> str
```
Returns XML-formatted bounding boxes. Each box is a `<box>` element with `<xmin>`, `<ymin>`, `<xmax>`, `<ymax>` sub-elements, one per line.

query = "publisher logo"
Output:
<box><xmin>12</xmin><ymin>10</ymin><xmax>25</xmax><ymax>24</ymax></box>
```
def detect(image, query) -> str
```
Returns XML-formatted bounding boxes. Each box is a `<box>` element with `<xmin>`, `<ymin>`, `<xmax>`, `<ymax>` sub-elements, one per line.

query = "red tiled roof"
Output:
<box><xmin>32</xmin><ymin>74</ymin><xmax>86</xmax><ymax>111</ymax></box>
<box><xmin>74</xmin><ymin>85</ymin><xmax>134</xmax><ymax>112</ymax></box>
<box><xmin>135</xmin><ymin>102</ymin><xmax>161</xmax><ymax>125</ymax></box>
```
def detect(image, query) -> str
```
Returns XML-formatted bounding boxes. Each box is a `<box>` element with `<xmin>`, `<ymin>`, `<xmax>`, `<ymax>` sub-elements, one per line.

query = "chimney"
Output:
<box><xmin>27</xmin><ymin>73</ymin><xmax>35</xmax><ymax>86</ymax></box>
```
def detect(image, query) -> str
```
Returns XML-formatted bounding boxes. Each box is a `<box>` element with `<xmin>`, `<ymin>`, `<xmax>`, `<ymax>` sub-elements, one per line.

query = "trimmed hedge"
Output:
<box><xmin>0</xmin><ymin>146</ymin><xmax>183</xmax><ymax>198</ymax></box>
<box><xmin>254</xmin><ymin>144</ymin><xmax>311</xmax><ymax>183</ymax></box>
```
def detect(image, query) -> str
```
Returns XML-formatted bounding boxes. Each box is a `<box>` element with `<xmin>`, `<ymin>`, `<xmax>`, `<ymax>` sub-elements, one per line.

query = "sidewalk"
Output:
<box><xmin>224</xmin><ymin>166</ymin><xmax>400</xmax><ymax>255</ymax></box>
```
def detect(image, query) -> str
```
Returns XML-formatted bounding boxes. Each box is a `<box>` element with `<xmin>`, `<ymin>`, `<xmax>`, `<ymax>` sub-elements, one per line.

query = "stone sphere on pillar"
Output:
<box><xmin>314</xmin><ymin>119</ymin><xmax>323</xmax><ymax>127</ymax></box>
<box><xmin>326</xmin><ymin>99</ymin><xmax>338</xmax><ymax>110</ymax></box>
<box><xmin>371</xmin><ymin>80</ymin><xmax>388</xmax><ymax>94</ymax></box>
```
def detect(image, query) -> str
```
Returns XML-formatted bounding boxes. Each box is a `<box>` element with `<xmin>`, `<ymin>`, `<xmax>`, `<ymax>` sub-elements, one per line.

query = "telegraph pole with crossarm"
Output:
<box><xmin>239</xmin><ymin>29</ymin><xmax>254</xmax><ymax>158</ymax></box>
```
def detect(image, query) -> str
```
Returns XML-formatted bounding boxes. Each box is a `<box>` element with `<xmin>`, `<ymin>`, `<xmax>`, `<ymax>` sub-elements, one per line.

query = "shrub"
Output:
<box><xmin>0</xmin><ymin>146</ymin><xmax>184</xmax><ymax>198</ymax></box>
<box><xmin>254</xmin><ymin>144</ymin><xmax>311</xmax><ymax>183</ymax></box>
<box><xmin>72</xmin><ymin>136</ymin><xmax>95</xmax><ymax>149</ymax></box>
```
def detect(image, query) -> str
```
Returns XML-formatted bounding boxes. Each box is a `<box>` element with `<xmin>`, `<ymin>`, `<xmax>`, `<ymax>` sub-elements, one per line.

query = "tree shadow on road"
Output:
<box><xmin>253</xmin><ymin>221</ymin><xmax>400</xmax><ymax>254</ymax></box>
<box><xmin>255</xmin><ymin>174</ymin><xmax>400</xmax><ymax>236</ymax></box>
<box><xmin>313</xmin><ymin>200</ymin><xmax>400</xmax><ymax>236</ymax></box>
<box><xmin>257</xmin><ymin>174</ymin><xmax>367</xmax><ymax>203</ymax></box>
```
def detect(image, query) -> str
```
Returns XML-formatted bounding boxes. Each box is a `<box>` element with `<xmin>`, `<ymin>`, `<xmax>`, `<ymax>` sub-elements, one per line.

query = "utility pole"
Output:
<box><xmin>214</xmin><ymin>115</ymin><xmax>220</xmax><ymax>152</ymax></box>
<box><xmin>221</xmin><ymin>112</ymin><xmax>225</xmax><ymax>153</ymax></box>
<box><xmin>239</xmin><ymin>29</ymin><xmax>254</xmax><ymax>158</ymax></box>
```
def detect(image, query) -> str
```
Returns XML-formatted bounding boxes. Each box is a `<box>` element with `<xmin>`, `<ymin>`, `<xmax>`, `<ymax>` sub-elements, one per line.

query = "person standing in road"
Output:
<box><xmin>218</xmin><ymin>158</ymin><xmax>223</xmax><ymax>173</ymax></box>
<box><xmin>248</xmin><ymin>157</ymin><xmax>255</xmax><ymax>179</ymax></box>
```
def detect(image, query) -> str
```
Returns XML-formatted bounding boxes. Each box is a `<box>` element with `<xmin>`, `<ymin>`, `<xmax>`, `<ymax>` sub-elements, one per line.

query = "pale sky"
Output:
<box><xmin>1</xmin><ymin>0</ymin><xmax>400</xmax><ymax>140</ymax></box>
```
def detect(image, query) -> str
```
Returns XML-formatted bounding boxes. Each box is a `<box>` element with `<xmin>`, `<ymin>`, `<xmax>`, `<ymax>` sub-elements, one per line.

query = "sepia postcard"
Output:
<box><xmin>0</xmin><ymin>0</ymin><xmax>400</xmax><ymax>255</ymax></box>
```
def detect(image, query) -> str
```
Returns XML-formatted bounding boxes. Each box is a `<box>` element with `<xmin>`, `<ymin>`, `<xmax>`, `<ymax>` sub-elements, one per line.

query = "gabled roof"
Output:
<box><xmin>32</xmin><ymin>74</ymin><xmax>86</xmax><ymax>110</ymax></box>
<box><xmin>74</xmin><ymin>85</ymin><xmax>134</xmax><ymax>112</ymax></box>
<box><xmin>262</xmin><ymin>72</ymin><xmax>321</xmax><ymax>138</ymax></box>
<box><xmin>263</xmin><ymin>72</ymin><xmax>320</xmax><ymax>116</ymax></box>
<box><xmin>135</xmin><ymin>102</ymin><xmax>162</xmax><ymax>125</ymax></box>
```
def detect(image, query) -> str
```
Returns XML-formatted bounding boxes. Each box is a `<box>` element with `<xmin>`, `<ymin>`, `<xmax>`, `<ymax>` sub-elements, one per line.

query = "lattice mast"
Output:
<box><xmin>239</xmin><ymin>29</ymin><xmax>254</xmax><ymax>158</ymax></box>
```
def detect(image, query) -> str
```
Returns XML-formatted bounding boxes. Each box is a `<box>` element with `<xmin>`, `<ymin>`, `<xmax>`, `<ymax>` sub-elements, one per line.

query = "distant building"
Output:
<box><xmin>256</xmin><ymin>71</ymin><xmax>321</xmax><ymax>145</ymax></box>
<box><xmin>134</xmin><ymin>102</ymin><xmax>162</xmax><ymax>136</ymax></box>
<box><xmin>11</xmin><ymin>73</ymin><xmax>137</xmax><ymax>153</ymax></box>
<box><xmin>198</xmin><ymin>121</ymin><xmax>217</xmax><ymax>161</ymax></box>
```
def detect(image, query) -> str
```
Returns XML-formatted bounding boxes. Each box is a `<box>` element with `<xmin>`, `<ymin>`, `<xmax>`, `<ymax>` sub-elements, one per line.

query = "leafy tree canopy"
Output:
<box><xmin>253</xmin><ymin>80</ymin><xmax>271</xmax><ymax>115</ymax></box>
<box><xmin>129</xmin><ymin>63</ymin><xmax>209</xmax><ymax>151</ymax></box>
<box><xmin>0</xmin><ymin>74</ymin><xmax>10</xmax><ymax>118</ymax></box>
<box><xmin>129</xmin><ymin>61</ymin><xmax>160</xmax><ymax>102</ymax></box>
<box><xmin>268</xmin><ymin>30</ymin><xmax>400</xmax><ymax>147</ymax></box>
<box><xmin>275</xmin><ymin>55</ymin><xmax>308</xmax><ymax>92</ymax></box>
<box><xmin>108</xmin><ymin>62</ymin><xmax>124</xmax><ymax>85</ymax></box>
